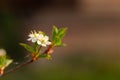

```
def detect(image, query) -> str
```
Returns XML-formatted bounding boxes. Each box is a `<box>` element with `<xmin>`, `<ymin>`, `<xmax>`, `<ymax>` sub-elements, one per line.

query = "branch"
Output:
<box><xmin>2</xmin><ymin>59</ymin><xmax>33</xmax><ymax>77</ymax></box>
<box><xmin>1</xmin><ymin>45</ymin><xmax>53</xmax><ymax>77</ymax></box>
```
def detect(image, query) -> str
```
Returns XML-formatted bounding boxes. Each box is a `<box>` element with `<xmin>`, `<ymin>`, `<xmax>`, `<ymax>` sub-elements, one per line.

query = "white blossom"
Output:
<box><xmin>37</xmin><ymin>35</ymin><xmax>51</xmax><ymax>47</ymax></box>
<box><xmin>27</xmin><ymin>30</ymin><xmax>51</xmax><ymax>47</ymax></box>
<box><xmin>27</xmin><ymin>31</ymin><xmax>39</xmax><ymax>42</ymax></box>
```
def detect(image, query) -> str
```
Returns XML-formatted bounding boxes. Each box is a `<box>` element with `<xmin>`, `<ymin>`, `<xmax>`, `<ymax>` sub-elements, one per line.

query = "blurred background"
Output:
<box><xmin>1</xmin><ymin>0</ymin><xmax>120</xmax><ymax>80</ymax></box>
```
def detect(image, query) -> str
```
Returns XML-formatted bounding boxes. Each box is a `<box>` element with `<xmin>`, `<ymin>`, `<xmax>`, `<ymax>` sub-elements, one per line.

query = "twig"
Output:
<box><xmin>2</xmin><ymin>59</ymin><xmax>33</xmax><ymax>77</ymax></box>
<box><xmin>1</xmin><ymin>45</ymin><xmax>53</xmax><ymax>77</ymax></box>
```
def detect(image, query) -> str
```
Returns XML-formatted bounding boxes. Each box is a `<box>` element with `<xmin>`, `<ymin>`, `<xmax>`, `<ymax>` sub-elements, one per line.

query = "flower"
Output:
<box><xmin>37</xmin><ymin>35</ymin><xmax>51</xmax><ymax>47</ymax></box>
<box><xmin>27</xmin><ymin>31</ymin><xmax>40</xmax><ymax>43</ymax></box>
<box><xmin>27</xmin><ymin>30</ymin><xmax>51</xmax><ymax>47</ymax></box>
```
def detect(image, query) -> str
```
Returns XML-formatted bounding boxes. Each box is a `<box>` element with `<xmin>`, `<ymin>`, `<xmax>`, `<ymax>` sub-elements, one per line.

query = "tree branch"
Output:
<box><xmin>2</xmin><ymin>59</ymin><xmax>33</xmax><ymax>77</ymax></box>
<box><xmin>1</xmin><ymin>45</ymin><xmax>53</xmax><ymax>77</ymax></box>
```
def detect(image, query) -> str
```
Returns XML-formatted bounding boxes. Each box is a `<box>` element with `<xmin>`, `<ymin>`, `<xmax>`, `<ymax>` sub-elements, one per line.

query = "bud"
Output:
<box><xmin>0</xmin><ymin>49</ymin><xmax>6</xmax><ymax>56</ymax></box>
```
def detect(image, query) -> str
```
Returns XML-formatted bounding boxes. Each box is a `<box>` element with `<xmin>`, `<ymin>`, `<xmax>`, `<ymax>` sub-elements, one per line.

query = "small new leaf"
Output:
<box><xmin>52</xmin><ymin>26</ymin><xmax>58</xmax><ymax>44</ymax></box>
<box><xmin>19</xmin><ymin>43</ymin><xmax>36</xmax><ymax>53</ymax></box>
<box><xmin>39</xmin><ymin>54</ymin><xmax>48</xmax><ymax>58</ymax></box>
<box><xmin>39</xmin><ymin>54</ymin><xmax>52</xmax><ymax>60</ymax></box>
<box><xmin>0</xmin><ymin>50</ymin><xmax>13</xmax><ymax>75</ymax></box>
<box><xmin>0</xmin><ymin>56</ymin><xmax>6</xmax><ymax>67</ymax></box>
<box><xmin>5</xmin><ymin>59</ymin><xmax>13</xmax><ymax>68</ymax></box>
<box><xmin>58</xmin><ymin>28</ymin><xmax>67</xmax><ymax>38</ymax></box>
<box><xmin>52</xmin><ymin>26</ymin><xmax>67</xmax><ymax>47</ymax></box>
<box><xmin>52</xmin><ymin>25</ymin><xmax>58</xmax><ymax>35</ymax></box>
<box><xmin>46</xmin><ymin>54</ymin><xmax>52</xmax><ymax>60</ymax></box>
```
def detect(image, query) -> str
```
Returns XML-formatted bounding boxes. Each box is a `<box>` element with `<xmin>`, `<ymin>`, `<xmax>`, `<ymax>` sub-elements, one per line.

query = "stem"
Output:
<box><xmin>44</xmin><ymin>44</ymin><xmax>53</xmax><ymax>54</ymax></box>
<box><xmin>34</xmin><ymin>45</ymin><xmax>42</xmax><ymax>60</ymax></box>
<box><xmin>38</xmin><ymin>46</ymin><xmax>42</xmax><ymax>53</ymax></box>
<box><xmin>2</xmin><ymin>59</ymin><xmax>33</xmax><ymax>77</ymax></box>
<box><xmin>1</xmin><ymin>45</ymin><xmax>53</xmax><ymax>77</ymax></box>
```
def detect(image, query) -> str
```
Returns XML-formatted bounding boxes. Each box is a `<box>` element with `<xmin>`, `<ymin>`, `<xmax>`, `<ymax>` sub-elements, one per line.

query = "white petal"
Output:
<box><xmin>27</xmin><ymin>38</ymin><xmax>32</xmax><ymax>41</ymax></box>
<box><xmin>35</xmin><ymin>33</ymin><xmax>39</xmax><ymax>37</ymax></box>
<box><xmin>46</xmin><ymin>41</ymin><xmax>51</xmax><ymax>45</ymax></box>
<box><xmin>28</xmin><ymin>34</ymin><xmax>34</xmax><ymax>37</ymax></box>
<box><xmin>38</xmin><ymin>34</ymin><xmax>44</xmax><ymax>39</ymax></box>
<box><xmin>32</xmin><ymin>38</ymin><xmax>37</xmax><ymax>42</ymax></box>
<box><xmin>37</xmin><ymin>40</ymin><xmax>41</xmax><ymax>45</ymax></box>
<box><xmin>41</xmin><ymin>44</ymin><xmax>46</xmax><ymax>47</ymax></box>
<box><xmin>44</xmin><ymin>36</ymin><xmax>49</xmax><ymax>41</ymax></box>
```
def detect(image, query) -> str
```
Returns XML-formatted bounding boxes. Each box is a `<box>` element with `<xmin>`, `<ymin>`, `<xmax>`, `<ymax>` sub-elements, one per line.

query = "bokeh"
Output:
<box><xmin>1</xmin><ymin>0</ymin><xmax>120</xmax><ymax>80</ymax></box>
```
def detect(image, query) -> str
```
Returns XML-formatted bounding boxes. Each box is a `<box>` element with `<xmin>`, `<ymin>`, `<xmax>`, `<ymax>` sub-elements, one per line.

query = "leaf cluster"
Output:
<box><xmin>0</xmin><ymin>55</ymin><xmax>12</xmax><ymax>68</ymax></box>
<box><xmin>52</xmin><ymin>26</ymin><xmax>67</xmax><ymax>47</ymax></box>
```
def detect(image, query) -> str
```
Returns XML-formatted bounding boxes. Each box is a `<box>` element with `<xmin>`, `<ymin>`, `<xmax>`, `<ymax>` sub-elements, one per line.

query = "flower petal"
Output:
<box><xmin>46</xmin><ymin>41</ymin><xmax>51</xmax><ymax>45</ymax></box>
<box><xmin>44</xmin><ymin>36</ymin><xmax>49</xmax><ymax>41</ymax></box>
<box><xmin>27</xmin><ymin>38</ymin><xmax>32</xmax><ymax>41</ymax></box>
<box><xmin>41</xmin><ymin>44</ymin><xmax>46</xmax><ymax>47</ymax></box>
<box><xmin>32</xmin><ymin>38</ymin><xmax>37</xmax><ymax>42</ymax></box>
<box><xmin>28</xmin><ymin>34</ymin><xmax>34</xmax><ymax>37</ymax></box>
<box><xmin>37</xmin><ymin>40</ymin><xmax>41</xmax><ymax>45</ymax></box>
<box><xmin>38</xmin><ymin>34</ymin><xmax>44</xmax><ymax>39</ymax></box>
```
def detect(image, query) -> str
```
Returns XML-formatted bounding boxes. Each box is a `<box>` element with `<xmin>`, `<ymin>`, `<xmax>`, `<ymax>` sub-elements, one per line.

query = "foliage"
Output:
<box><xmin>52</xmin><ymin>26</ymin><xmax>67</xmax><ymax>47</ymax></box>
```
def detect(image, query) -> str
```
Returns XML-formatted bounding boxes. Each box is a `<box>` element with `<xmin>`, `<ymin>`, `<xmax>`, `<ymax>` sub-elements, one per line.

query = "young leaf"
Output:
<box><xmin>52</xmin><ymin>26</ymin><xmax>59</xmax><ymax>41</ymax></box>
<box><xmin>39</xmin><ymin>54</ymin><xmax>48</xmax><ymax>58</ymax></box>
<box><xmin>4</xmin><ymin>59</ymin><xmax>13</xmax><ymax>68</ymax></box>
<box><xmin>0</xmin><ymin>56</ymin><xmax>6</xmax><ymax>67</ymax></box>
<box><xmin>52</xmin><ymin>26</ymin><xmax>67</xmax><ymax>47</ymax></box>
<box><xmin>19</xmin><ymin>43</ymin><xmax>36</xmax><ymax>53</ymax></box>
<box><xmin>0</xmin><ymin>50</ymin><xmax>12</xmax><ymax>69</ymax></box>
<box><xmin>54</xmin><ymin>37</ymin><xmax>62</xmax><ymax>46</ymax></box>
<box><xmin>46</xmin><ymin>54</ymin><xmax>52</xmax><ymax>60</ymax></box>
<box><xmin>60</xmin><ymin>43</ymin><xmax>66</xmax><ymax>46</ymax></box>
<box><xmin>39</xmin><ymin>54</ymin><xmax>52</xmax><ymax>60</ymax></box>
<box><xmin>52</xmin><ymin>25</ymin><xmax>58</xmax><ymax>35</ymax></box>
<box><xmin>58</xmin><ymin>28</ymin><xmax>67</xmax><ymax>38</ymax></box>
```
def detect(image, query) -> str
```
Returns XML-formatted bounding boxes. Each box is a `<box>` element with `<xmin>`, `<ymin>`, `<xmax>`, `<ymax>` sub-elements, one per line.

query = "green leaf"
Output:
<box><xmin>54</xmin><ymin>37</ymin><xmax>62</xmax><ymax>46</ymax></box>
<box><xmin>39</xmin><ymin>54</ymin><xmax>48</xmax><ymax>58</ymax></box>
<box><xmin>52</xmin><ymin>25</ymin><xmax>58</xmax><ymax>35</ymax></box>
<box><xmin>58</xmin><ymin>27</ymin><xmax>67</xmax><ymax>38</ymax></box>
<box><xmin>46</xmin><ymin>54</ymin><xmax>52</xmax><ymax>60</ymax></box>
<box><xmin>0</xmin><ymin>59</ymin><xmax>13</xmax><ymax>68</ymax></box>
<box><xmin>39</xmin><ymin>54</ymin><xmax>52</xmax><ymax>60</ymax></box>
<box><xmin>52</xmin><ymin>26</ymin><xmax>67</xmax><ymax>47</ymax></box>
<box><xmin>56</xmin><ymin>43</ymin><xmax>67</xmax><ymax>47</ymax></box>
<box><xmin>52</xmin><ymin>26</ymin><xmax>58</xmax><ymax>43</ymax></box>
<box><xmin>5</xmin><ymin>59</ymin><xmax>13</xmax><ymax>67</ymax></box>
<box><xmin>33</xmin><ymin>42</ymin><xmax>38</xmax><ymax>52</ymax></box>
<box><xmin>0</xmin><ymin>56</ymin><xmax>6</xmax><ymax>66</ymax></box>
<box><xmin>19</xmin><ymin>43</ymin><xmax>36</xmax><ymax>53</ymax></box>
